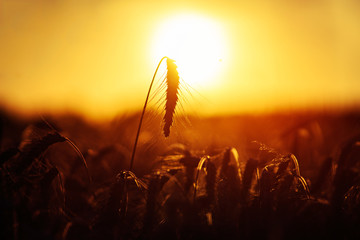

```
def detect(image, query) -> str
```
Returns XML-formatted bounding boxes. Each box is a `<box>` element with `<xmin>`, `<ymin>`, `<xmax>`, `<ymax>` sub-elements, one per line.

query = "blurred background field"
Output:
<box><xmin>2</xmin><ymin>108</ymin><xmax>359</xmax><ymax>182</ymax></box>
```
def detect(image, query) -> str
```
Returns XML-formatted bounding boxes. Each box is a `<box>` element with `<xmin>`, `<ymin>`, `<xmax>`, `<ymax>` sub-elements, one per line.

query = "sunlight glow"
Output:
<box><xmin>151</xmin><ymin>14</ymin><xmax>228</xmax><ymax>89</ymax></box>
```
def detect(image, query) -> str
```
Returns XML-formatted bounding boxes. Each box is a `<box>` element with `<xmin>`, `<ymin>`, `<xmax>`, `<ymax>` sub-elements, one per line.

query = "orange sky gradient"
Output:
<box><xmin>1</xmin><ymin>0</ymin><xmax>360</xmax><ymax>119</ymax></box>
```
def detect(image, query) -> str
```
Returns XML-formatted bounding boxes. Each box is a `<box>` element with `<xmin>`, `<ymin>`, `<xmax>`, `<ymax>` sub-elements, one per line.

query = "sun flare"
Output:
<box><xmin>151</xmin><ymin>14</ymin><xmax>228</xmax><ymax>88</ymax></box>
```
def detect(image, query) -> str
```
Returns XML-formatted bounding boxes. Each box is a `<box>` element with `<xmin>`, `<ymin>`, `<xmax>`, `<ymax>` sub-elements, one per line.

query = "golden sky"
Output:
<box><xmin>1</xmin><ymin>0</ymin><xmax>360</xmax><ymax>119</ymax></box>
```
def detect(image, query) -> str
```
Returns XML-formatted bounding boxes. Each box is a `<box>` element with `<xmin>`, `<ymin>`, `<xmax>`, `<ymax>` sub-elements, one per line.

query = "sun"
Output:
<box><xmin>151</xmin><ymin>14</ymin><xmax>228</xmax><ymax>89</ymax></box>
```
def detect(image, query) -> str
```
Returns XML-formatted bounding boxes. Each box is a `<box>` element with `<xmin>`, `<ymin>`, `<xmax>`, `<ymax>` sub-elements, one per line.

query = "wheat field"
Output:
<box><xmin>1</xmin><ymin>108</ymin><xmax>360</xmax><ymax>239</ymax></box>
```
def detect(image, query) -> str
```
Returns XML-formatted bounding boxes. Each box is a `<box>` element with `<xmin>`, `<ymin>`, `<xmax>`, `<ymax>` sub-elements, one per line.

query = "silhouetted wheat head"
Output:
<box><xmin>163</xmin><ymin>58</ymin><xmax>180</xmax><ymax>137</ymax></box>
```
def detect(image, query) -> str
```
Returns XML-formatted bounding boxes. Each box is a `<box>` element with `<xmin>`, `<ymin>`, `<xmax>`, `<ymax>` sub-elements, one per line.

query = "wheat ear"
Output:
<box><xmin>163</xmin><ymin>58</ymin><xmax>180</xmax><ymax>137</ymax></box>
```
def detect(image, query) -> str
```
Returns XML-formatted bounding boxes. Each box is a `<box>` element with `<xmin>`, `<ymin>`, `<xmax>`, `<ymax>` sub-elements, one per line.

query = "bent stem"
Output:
<box><xmin>129</xmin><ymin>56</ymin><xmax>168</xmax><ymax>171</ymax></box>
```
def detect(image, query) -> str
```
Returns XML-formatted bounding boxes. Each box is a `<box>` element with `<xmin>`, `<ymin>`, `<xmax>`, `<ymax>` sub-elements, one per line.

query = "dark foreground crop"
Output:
<box><xmin>1</xmin><ymin>111</ymin><xmax>360</xmax><ymax>239</ymax></box>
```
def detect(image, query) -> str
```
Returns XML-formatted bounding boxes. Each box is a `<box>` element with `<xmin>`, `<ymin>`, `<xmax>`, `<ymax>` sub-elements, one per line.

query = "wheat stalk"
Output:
<box><xmin>129</xmin><ymin>57</ymin><xmax>180</xmax><ymax>171</ymax></box>
<box><xmin>193</xmin><ymin>156</ymin><xmax>210</xmax><ymax>202</ymax></box>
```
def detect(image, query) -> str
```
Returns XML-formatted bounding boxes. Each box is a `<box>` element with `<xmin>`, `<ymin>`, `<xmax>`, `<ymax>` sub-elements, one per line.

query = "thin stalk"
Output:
<box><xmin>193</xmin><ymin>156</ymin><xmax>209</xmax><ymax>203</ymax></box>
<box><xmin>129</xmin><ymin>56</ymin><xmax>167</xmax><ymax>171</ymax></box>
